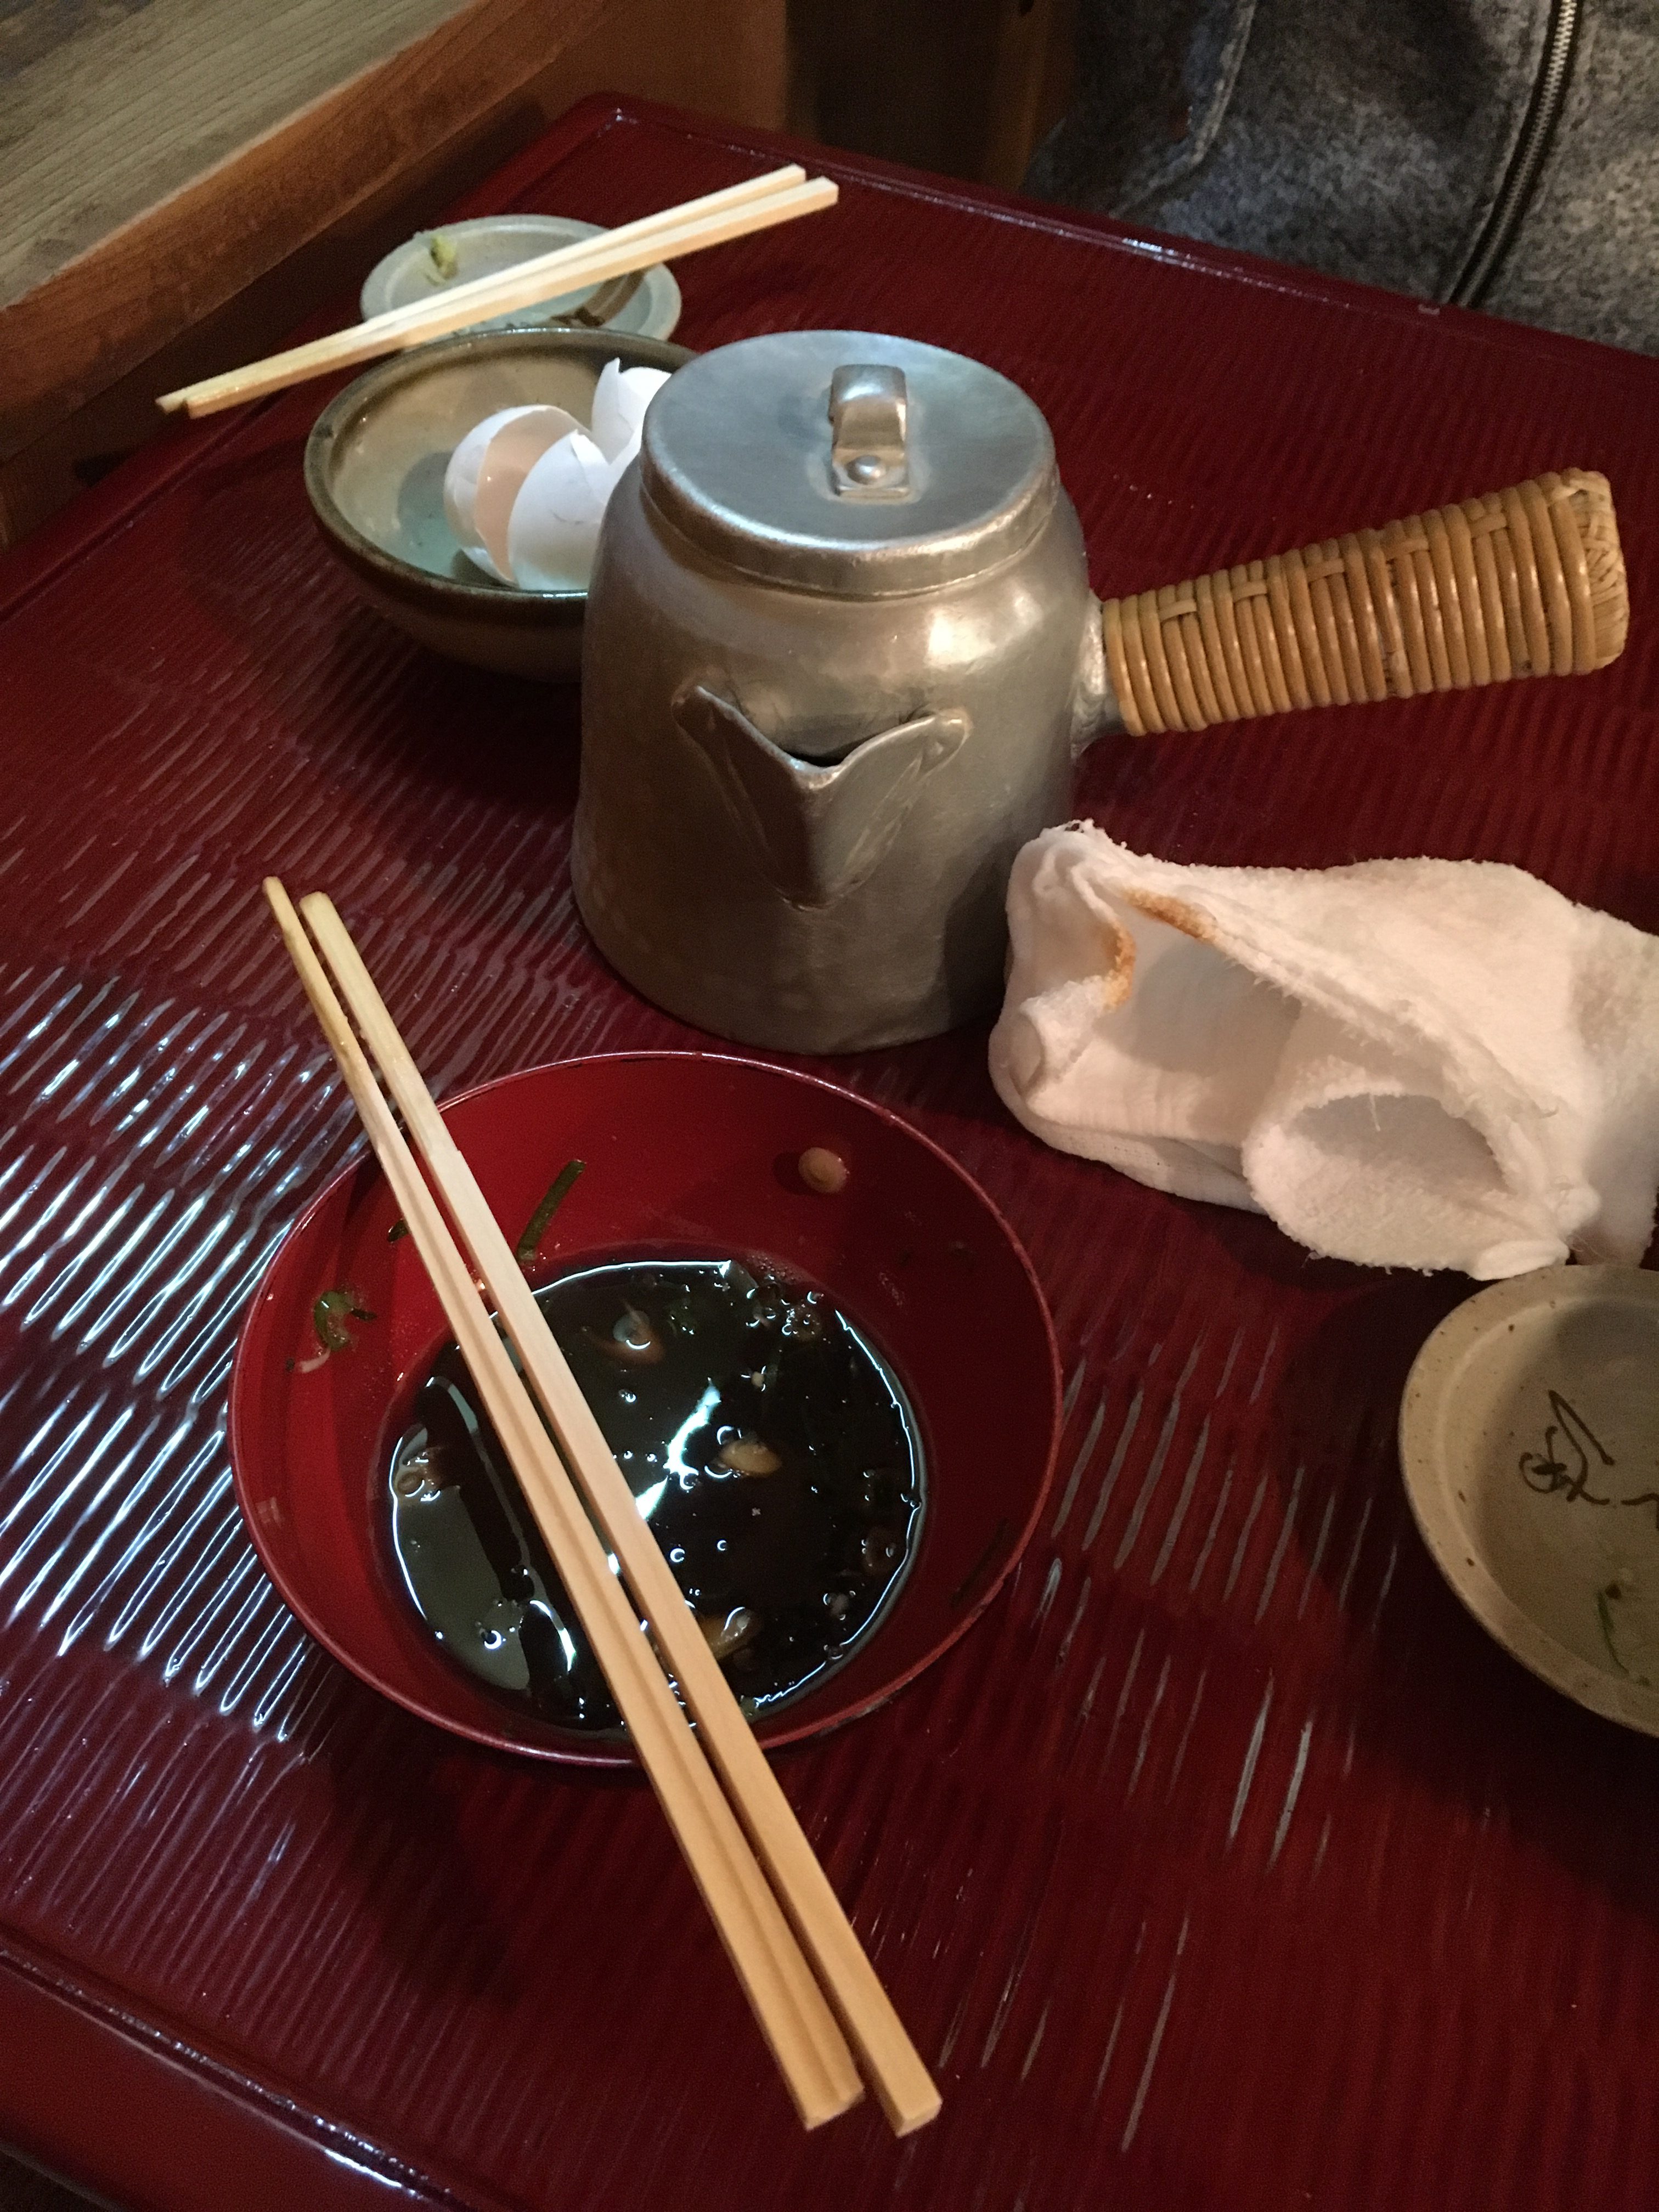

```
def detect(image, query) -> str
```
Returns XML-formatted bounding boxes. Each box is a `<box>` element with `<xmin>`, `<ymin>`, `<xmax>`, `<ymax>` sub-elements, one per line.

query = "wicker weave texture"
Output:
<box><xmin>1102</xmin><ymin>467</ymin><xmax>1627</xmax><ymax>735</ymax></box>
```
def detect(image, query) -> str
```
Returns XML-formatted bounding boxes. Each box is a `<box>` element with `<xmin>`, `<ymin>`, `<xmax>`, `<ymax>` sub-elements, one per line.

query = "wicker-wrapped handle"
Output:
<box><xmin>1101</xmin><ymin>468</ymin><xmax>1627</xmax><ymax>735</ymax></box>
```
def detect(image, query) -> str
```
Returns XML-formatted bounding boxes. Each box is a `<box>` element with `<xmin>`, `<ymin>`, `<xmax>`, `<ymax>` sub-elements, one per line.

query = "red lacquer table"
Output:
<box><xmin>3</xmin><ymin>95</ymin><xmax>1658</xmax><ymax>2212</ymax></box>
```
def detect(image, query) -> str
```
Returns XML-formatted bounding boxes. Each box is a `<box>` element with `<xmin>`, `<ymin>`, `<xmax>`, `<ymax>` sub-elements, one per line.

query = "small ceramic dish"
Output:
<box><xmin>1400</xmin><ymin>1263</ymin><xmax>1659</xmax><ymax>1732</ymax></box>
<box><xmin>360</xmin><ymin>216</ymin><xmax>682</xmax><ymax>341</ymax></box>
<box><xmin>304</xmin><ymin>326</ymin><xmax>691</xmax><ymax>680</ymax></box>
<box><xmin>228</xmin><ymin>1053</ymin><xmax>1061</xmax><ymax>1766</ymax></box>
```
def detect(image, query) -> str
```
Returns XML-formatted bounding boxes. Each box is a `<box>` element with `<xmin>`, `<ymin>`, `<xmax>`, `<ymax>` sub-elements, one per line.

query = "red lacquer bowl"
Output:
<box><xmin>228</xmin><ymin>1052</ymin><xmax>1060</xmax><ymax>1765</ymax></box>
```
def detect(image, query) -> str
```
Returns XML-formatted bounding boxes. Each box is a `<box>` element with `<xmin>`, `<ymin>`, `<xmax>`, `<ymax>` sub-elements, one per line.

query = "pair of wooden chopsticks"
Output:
<box><xmin>160</xmin><ymin>167</ymin><xmax>836</xmax><ymax>420</ymax></box>
<box><xmin>264</xmin><ymin>881</ymin><xmax>940</xmax><ymax>2135</ymax></box>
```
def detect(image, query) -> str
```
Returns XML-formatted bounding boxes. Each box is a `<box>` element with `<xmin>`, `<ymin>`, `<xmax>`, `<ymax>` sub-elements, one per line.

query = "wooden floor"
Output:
<box><xmin>0</xmin><ymin>0</ymin><xmax>793</xmax><ymax>542</ymax></box>
<box><xmin>0</xmin><ymin>0</ymin><xmax>481</xmax><ymax>313</ymax></box>
<box><xmin>788</xmin><ymin>0</ymin><xmax>1074</xmax><ymax>192</ymax></box>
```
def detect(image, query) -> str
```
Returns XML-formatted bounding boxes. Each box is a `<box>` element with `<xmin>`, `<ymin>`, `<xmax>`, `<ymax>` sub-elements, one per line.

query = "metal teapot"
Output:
<box><xmin>574</xmin><ymin>330</ymin><xmax>1623</xmax><ymax>1053</ymax></box>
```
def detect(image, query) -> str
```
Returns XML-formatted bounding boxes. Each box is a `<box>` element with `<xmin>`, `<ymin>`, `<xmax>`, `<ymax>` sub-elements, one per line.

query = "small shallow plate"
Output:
<box><xmin>305</xmin><ymin>325</ymin><xmax>690</xmax><ymax>681</ymax></box>
<box><xmin>360</xmin><ymin>215</ymin><xmax>682</xmax><ymax>340</ymax></box>
<box><xmin>229</xmin><ymin>1053</ymin><xmax>1061</xmax><ymax>1766</ymax></box>
<box><xmin>1400</xmin><ymin>1263</ymin><xmax>1659</xmax><ymax>1732</ymax></box>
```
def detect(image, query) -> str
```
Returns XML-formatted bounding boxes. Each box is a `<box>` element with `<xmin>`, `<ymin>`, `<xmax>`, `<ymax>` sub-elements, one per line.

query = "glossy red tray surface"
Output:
<box><xmin>3</xmin><ymin>96</ymin><xmax>1658</xmax><ymax>2212</ymax></box>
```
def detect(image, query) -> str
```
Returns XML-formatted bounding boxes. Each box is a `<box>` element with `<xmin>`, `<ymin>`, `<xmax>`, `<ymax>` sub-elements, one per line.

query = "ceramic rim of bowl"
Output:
<box><xmin>358</xmin><ymin>216</ymin><xmax>683</xmax><ymax>340</ymax></box>
<box><xmin>303</xmin><ymin>326</ymin><xmax>693</xmax><ymax>614</ymax></box>
<box><xmin>1398</xmin><ymin>1262</ymin><xmax>1659</xmax><ymax>1735</ymax></box>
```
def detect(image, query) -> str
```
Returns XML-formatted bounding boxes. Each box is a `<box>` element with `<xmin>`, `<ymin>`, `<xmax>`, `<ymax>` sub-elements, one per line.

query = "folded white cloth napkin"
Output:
<box><xmin>989</xmin><ymin>825</ymin><xmax>1659</xmax><ymax>1278</ymax></box>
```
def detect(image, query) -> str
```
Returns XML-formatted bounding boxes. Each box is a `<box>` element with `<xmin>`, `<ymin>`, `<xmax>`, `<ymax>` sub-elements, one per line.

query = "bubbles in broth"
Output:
<box><xmin>387</xmin><ymin>1256</ymin><xmax>925</xmax><ymax>1732</ymax></box>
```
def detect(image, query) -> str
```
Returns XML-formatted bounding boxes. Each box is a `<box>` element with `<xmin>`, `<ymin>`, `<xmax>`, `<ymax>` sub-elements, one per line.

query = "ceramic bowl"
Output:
<box><xmin>1400</xmin><ymin>1263</ymin><xmax>1659</xmax><ymax>1733</ymax></box>
<box><xmin>304</xmin><ymin>326</ymin><xmax>691</xmax><ymax>681</ymax></box>
<box><xmin>360</xmin><ymin>216</ymin><xmax>682</xmax><ymax>341</ymax></box>
<box><xmin>228</xmin><ymin>1053</ymin><xmax>1061</xmax><ymax>1765</ymax></box>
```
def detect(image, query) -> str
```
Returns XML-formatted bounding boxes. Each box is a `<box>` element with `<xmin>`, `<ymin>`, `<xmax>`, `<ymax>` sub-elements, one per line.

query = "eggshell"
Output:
<box><xmin>443</xmin><ymin>404</ymin><xmax>584</xmax><ymax>583</ymax></box>
<box><xmin>589</xmin><ymin>360</ymin><xmax>672</xmax><ymax>463</ymax></box>
<box><xmin>506</xmin><ymin>431</ymin><xmax>619</xmax><ymax>590</ymax></box>
<box><xmin>470</xmin><ymin>405</ymin><xmax>584</xmax><ymax>578</ymax></box>
<box><xmin>443</xmin><ymin>406</ymin><xmax>536</xmax><ymax>580</ymax></box>
<box><xmin>606</xmin><ymin>426</ymin><xmax>643</xmax><ymax>480</ymax></box>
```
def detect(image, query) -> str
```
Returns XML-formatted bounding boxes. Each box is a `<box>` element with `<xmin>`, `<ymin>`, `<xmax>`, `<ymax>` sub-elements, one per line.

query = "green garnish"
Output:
<box><xmin>516</xmin><ymin>1158</ymin><xmax>585</xmax><ymax>1268</ymax></box>
<box><xmin>313</xmin><ymin>1286</ymin><xmax>375</xmax><ymax>1354</ymax></box>
<box><xmin>427</xmin><ymin>233</ymin><xmax>459</xmax><ymax>281</ymax></box>
<box><xmin>387</xmin><ymin>1218</ymin><xmax>410</xmax><ymax>1243</ymax></box>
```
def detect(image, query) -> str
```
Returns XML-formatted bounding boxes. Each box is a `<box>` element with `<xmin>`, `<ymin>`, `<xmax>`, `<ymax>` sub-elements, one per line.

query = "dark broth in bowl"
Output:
<box><xmin>387</xmin><ymin>1256</ymin><xmax>925</xmax><ymax>1731</ymax></box>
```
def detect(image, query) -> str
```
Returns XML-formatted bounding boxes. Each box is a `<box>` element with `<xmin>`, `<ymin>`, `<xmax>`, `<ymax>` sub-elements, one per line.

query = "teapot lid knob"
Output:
<box><xmin>638</xmin><ymin>329</ymin><xmax>1056</xmax><ymax>597</ymax></box>
<box><xmin>828</xmin><ymin>365</ymin><xmax>910</xmax><ymax>500</ymax></box>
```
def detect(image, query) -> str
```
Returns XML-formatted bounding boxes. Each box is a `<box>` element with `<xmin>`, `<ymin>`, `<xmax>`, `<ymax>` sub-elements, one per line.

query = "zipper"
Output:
<box><xmin>1450</xmin><ymin>0</ymin><xmax>1583</xmax><ymax>306</ymax></box>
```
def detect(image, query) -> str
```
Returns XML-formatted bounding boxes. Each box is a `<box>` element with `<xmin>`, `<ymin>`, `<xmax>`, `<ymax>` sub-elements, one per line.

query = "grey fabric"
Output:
<box><xmin>1028</xmin><ymin>0</ymin><xmax>1659</xmax><ymax>354</ymax></box>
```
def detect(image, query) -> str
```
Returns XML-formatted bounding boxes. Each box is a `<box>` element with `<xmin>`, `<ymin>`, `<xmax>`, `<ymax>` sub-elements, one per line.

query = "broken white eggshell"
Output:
<box><xmin>506</xmin><ymin>430</ymin><xmax>622</xmax><ymax>591</ymax></box>
<box><xmin>589</xmin><ymin>361</ymin><xmax>672</xmax><ymax>464</ymax></box>
<box><xmin>442</xmin><ymin>405</ymin><xmax>533</xmax><ymax>580</ymax></box>
<box><xmin>469</xmin><ymin>404</ymin><xmax>584</xmax><ymax>580</ymax></box>
<box><xmin>442</xmin><ymin>403</ymin><xmax>583</xmax><ymax>583</ymax></box>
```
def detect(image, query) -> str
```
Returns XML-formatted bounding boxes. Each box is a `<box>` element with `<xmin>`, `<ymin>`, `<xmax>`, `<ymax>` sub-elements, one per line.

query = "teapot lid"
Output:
<box><xmin>637</xmin><ymin>330</ymin><xmax>1057</xmax><ymax>597</ymax></box>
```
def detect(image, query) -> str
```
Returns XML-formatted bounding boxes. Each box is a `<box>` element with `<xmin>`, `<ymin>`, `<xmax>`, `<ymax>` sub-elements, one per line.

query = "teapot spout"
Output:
<box><xmin>672</xmin><ymin>685</ymin><xmax>969</xmax><ymax>909</ymax></box>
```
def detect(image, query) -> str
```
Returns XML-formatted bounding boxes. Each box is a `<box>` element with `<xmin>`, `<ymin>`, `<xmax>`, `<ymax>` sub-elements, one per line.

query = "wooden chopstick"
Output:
<box><xmin>160</xmin><ymin>169</ymin><xmax>836</xmax><ymax>419</ymax></box>
<box><xmin>323</xmin><ymin>166</ymin><xmax>806</xmax><ymax>347</ymax></box>
<box><xmin>264</xmin><ymin>879</ymin><xmax>862</xmax><ymax>2131</ymax></box>
<box><xmin>246</xmin><ymin>167</ymin><xmax>811</xmax><ymax>364</ymax></box>
<box><xmin>300</xmin><ymin>891</ymin><xmax>943</xmax><ymax>2136</ymax></box>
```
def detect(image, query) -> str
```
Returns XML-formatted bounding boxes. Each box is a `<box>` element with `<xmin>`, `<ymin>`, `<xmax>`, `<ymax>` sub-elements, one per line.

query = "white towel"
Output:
<box><xmin>989</xmin><ymin>825</ymin><xmax>1659</xmax><ymax>1279</ymax></box>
